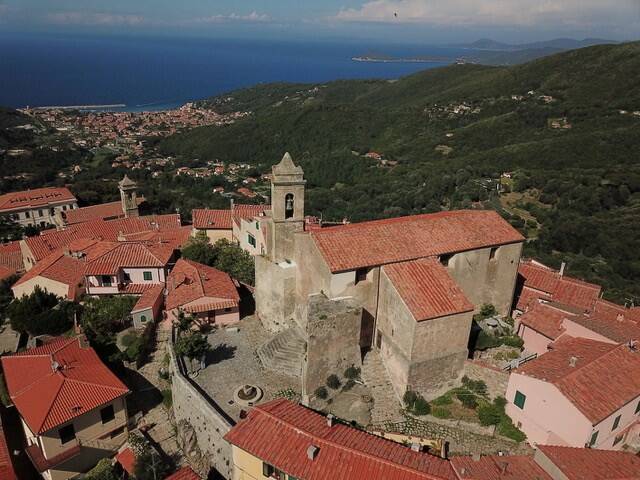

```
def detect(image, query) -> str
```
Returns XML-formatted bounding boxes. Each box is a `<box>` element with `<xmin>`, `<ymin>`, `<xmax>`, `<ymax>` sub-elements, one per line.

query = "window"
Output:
<box><xmin>143</xmin><ymin>271</ymin><xmax>153</xmax><ymax>281</ymax></box>
<box><xmin>140</xmin><ymin>315</ymin><xmax>147</xmax><ymax>323</ymax></box>
<box><xmin>255</xmin><ymin>221</ymin><xmax>260</xmax><ymax>230</ymax></box>
<box><xmin>613</xmin><ymin>434</ymin><xmax>624</xmax><ymax>446</ymax></box>
<box><xmin>635</xmin><ymin>400</ymin><xmax>640</xmax><ymax>414</ymax></box>
<box><xmin>262</xmin><ymin>463</ymin><xmax>283</xmax><ymax>479</ymax></box>
<box><xmin>38</xmin><ymin>209</ymin><xmax>43</xmax><ymax>217</ymax></box>
<box><xmin>50</xmin><ymin>208</ymin><xmax>55</xmax><ymax>215</ymax></box>
<box><xmin>62</xmin><ymin>205</ymin><xmax>67</xmax><ymax>211</ymax></box>
<box><xmin>58</xmin><ymin>424</ymin><xmax>76</xmax><ymax>444</ymax></box>
<box><xmin>101</xmin><ymin>275</ymin><xmax>112</xmax><ymax>287</ymax></box>
<box><xmin>248</xmin><ymin>234</ymin><xmax>256</xmax><ymax>248</ymax></box>
<box><xmin>489</xmin><ymin>247</ymin><xmax>498</xmax><ymax>260</ymax></box>
<box><xmin>284</xmin><ymin>193</ymin><xmax>294</xmax><ymax>219</ymax></box>
<box><xmin>100</xmin><ymin>405</ymin><xmax>115</xmax><ymax>424</ymax></box>
<box><xmin>612</xmin><ymin>414</ymin><xmax>622</xmax><ymax>430</ymax></box>
<box><xmin>224</xmin><ymin>307</ymin><xmax>232</xmax><ymax>312</ymax></box>
<box><xmin>588</xmin><ymin>430</ymin><xmax>599</xmax><ymax>447</ymax></box>
<box><xmin>355</xmin><ymin>268</ymin><xmax>368</xmax><ymax>284</ymax></box>
<box><xmin>25</xmin><ymin>211</ymin><xmax>30</xmax><ymax>218</ymax></box>
<box><xmin>440</xmin><ymin>253</ymin><xmax>453</xmax><ymax>267</ymax></box>
<box><xmin>110</xmin><ymin>426</ymin><xmax>125</xmax><ymax>439</ymax></box>
<box><xmin>514</xmin><ymin>390</ymin><xmax>526</xmax><ymax>409</ymax></box>
<box><xmin>123</xmin><ymin>272</ymin><xmax>132</xmax><ymax>283</ymax></box>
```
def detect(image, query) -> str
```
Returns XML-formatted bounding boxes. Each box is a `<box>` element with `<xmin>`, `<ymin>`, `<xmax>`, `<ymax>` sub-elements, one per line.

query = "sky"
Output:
<box><xmin>0</xmin><ymin>0</ymin><xmax>638</xmax><ymax>44</ymax></box>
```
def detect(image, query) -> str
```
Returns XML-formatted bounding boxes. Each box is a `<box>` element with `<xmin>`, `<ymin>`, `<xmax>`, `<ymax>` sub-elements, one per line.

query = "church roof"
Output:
<box><xmin>118</xmin><ymin>175</ymin><xmax>137</xmax><ymax>188</ymax></box>
<box><xmin>272</xmin><ymin>152</ymin><xmax>303</xmax><ymax>176</ymax></box>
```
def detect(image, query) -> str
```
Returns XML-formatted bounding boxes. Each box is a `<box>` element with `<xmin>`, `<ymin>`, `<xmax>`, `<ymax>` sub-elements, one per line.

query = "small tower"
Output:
<box><xmin>266</xmin><ymin>152</ymin><xmax>306</xmax><ymax>262</ymax></box>
<box><xmin>119</xmin><ymin>175</ymin><xmax>139</xmax><ymax>218</ymax></box>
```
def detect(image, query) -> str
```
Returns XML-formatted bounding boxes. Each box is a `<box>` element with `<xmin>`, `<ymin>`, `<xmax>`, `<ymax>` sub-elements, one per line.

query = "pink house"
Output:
<box><xmin>165</xmin><ymin>259</ymin><xmax>240</xmax><ymax>327</ymax></box>
<box><xmin>506</xmin><ymin>336</ymin><xmax>640</xmax><ymax>450</ymax></box>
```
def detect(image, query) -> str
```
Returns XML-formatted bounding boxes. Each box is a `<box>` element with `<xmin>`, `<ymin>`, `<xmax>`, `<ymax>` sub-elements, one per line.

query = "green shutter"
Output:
<box><xmin>612</xmin><ymin>414</ymin><xmax>621</xmax><ymax>430</ymax></box>
<box><xmin>589</xmin><ymin>430</ymin><xmax>599</xmax><ymax>447</ymax></box>
<box><xmin>514</xmin><ymin>390</ymin><xmax>526</xmax><ymax>409</ymax></box>
<box><xmin>143</xmin><ymin>271</ymin><xmax>152</xmax><ymax>281</ymax></box>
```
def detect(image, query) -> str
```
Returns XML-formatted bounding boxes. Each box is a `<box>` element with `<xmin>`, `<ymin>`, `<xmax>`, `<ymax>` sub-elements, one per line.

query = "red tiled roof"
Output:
<box><xmin>132</xmin><ymin>283</ymin><xmax>165</xmax><ymax>313</ymax></box>
<box><xmin>593</xmin><ymin>299</ymin><xmax>640</xmax><ymax>325</ymax></box>
<box><xmin>517</xmin><ymin>337</ymin><xmax>640</xmax><ymax>423</ymax></box>
<box><xmin>383</xmin><ymin>258</ymin><xmax>473</xmax><ymax>321</ymax></box>
<box><xmin>519</xmin><ymin>303</ymin><xmax>569</xmax><ymax>340</ymax></box>
<box><xmin>115</xmin><ymin>447</ymin><xmax>136</xmax><ymax>475</ymax></box>
<box><xmin>0</xmin><ymin>419</ymin><xmax>17</xmax><ymax>480</ymax></box>
<box><xmin>224</xmin><ymin>399</ymin><xmax>456</xmax><ymax>480</ymax></box>
<box><xmin>12</xmin><ymin>246</ymin><xmax>90</xmax><ymax>299</ymax></box>
<box><xmin>0</xmin><ymin>240</ymin><xmax>24</xmax><ymax>274</ymax></box>
<box><xmin>84</xmin><ymin>242</ymin><xmax>174</xmax><ymax>275</ymax></box>
<box><xmin>122</xmin><ymin>226</ymin><xmax>193</xmax><ymax>250</ymax></box>
<box><xmin>0</xmin><ymin>337</ymin><xmax>129</xmax><ymax>434</ymax></box>
<box><xmin>517</xmin><ymin>261</ymin><xmax>601</xmax><ymax>312</ymax></box>
<box><xmin>536</xmin><ymin>444</ymin><xmax>640</xmax><ymax>480</ymax></box>
<box><xmin>231</xmin><ymin>203</ymin><xmax>269</xmax><ymax>228</ymax></box>
<box><xmin>26</xmin><ymin>443</ymin><xmax>81</xmax><ymax>473</ymax></box>
<box><xmin>568</xmin><ymin>313</ymin><xmax>640</xmax><ymax>344</ymax></box>
<box><xmin>166</xmin><ymin>259</ymin><xmax>239</xmax><ymax>311</ymax></box>
<box><xmin>451</xmin><ymin>454</ymin><xmax>552</xmax><ymax>480</ymax></box>
<box><xmin>192</xmin><ymin>209</ymin><xmax>233</xmax><ymax>229</ymax></box>
<box><xmin>310</xmin><ymin>210</ymin><xmax>524</xmax><ymax>273</ymax></box>
<box><xmin>25</xmin><ymin>214</ymin><xmax>181</xmax><ymax>261</ymax></box>
<box><xmin>515</xmin><ymin>286</ymin><xmax>551</xmax><ymax>312</ymax></box>
<box><xmin>0</xmin><ymin>187</ymin><xmax>76</xmax><ymax>212</ymax></box>
<box><xmin>63</xmin><ymin>201</ymin><xmax>122</xmax><ymax>225</ymax></box>
<box><xmin>0</xmin><ymin>265</ymin><xmax>16</xmax><ymax>282</ymax></box>
<box><xmin>165</xmin><ymin>466</ymin><xmax>200</xmax><ymax>480</ymax></box>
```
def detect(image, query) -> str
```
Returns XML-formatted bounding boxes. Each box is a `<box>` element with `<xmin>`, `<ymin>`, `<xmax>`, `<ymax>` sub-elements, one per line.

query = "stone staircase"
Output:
<box><xmin>257</xmin><ymin>327</ymin><xmax>306</xmax><ymax>378</ymax></box>
<box><xmin>361</xmin><ymin>350</ymin><xmax>404</xmax><ymax>425</ymax></box>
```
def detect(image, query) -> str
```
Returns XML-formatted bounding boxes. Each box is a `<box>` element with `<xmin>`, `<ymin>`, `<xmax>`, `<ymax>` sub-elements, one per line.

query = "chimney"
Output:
<box><xmin>569</xmin><ymin>355</ymin><xmax>578</xmax><ymax>367</ymax></box>
<box><xmin>617</xmin><ymin>314</ymin><xmax>624</xmax><ymax>322</ymax></box>
<box><xmin>306</xmin><ymin>445</ymin><xmax>319</xmax><ymax>460</ymax></box>
<box><xmin>410</xmin><ymin>443</ymin><xmax>421</xmax><ymax>452</ymax></box>
<box><xmin>63</xmin><ymin>246</ymin><xmax>71</xmax><ymax>257</ymax></box>
<box><xmin>326</xmin><ymin>414</ymin><xmax>335</xmax><ymax>427</ymax></box>
<box><xmin>559</xmin><ymin>262</ymin><xmax>566</xmax><ymax>277</ymax></box>
<box><xmin>472</xmin><ymin>453</ymin><xmax>481</xmax><ymax>461</ymax></box>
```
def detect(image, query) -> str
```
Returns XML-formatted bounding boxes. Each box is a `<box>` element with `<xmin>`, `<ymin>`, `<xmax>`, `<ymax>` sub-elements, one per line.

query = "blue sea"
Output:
<box><xmin>0</xmin><ymin>33</ymin><xmax>467</xmax><ymax>111</ymax></box>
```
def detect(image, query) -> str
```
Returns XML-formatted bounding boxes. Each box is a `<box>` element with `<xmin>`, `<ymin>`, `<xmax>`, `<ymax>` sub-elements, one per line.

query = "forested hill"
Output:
<box><xmin>160</xmin><ymin>41</ymin><xmax>640</xmax><ymax>302</ymax></box>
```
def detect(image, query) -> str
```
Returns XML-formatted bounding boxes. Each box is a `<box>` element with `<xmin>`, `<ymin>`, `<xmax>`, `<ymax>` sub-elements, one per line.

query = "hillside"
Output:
<box><xmin>160</xmin><ymin>42</ymin><xmax>640</xmax><ymax>302</ymax></box>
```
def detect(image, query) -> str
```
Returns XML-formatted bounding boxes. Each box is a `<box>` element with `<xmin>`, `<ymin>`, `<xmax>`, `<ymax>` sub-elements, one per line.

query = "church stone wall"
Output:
<box><xmin>254</xmin><ymin>255</ymin><xmax>297</xmax><ymax>333</ymax></box>
<box><xmin>303</xmin><ymin>294</ymin><xmax>363</xmax><ymax>396</ymax></box>
<box><xmin>447</xmin><ymin>242</ymin><xmax>522</xmax><ymax>316</ymax></box>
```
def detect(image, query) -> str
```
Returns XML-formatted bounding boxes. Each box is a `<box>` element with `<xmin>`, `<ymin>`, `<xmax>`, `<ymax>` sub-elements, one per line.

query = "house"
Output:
<box><xmin>0</xmin><ymin>240</ymin><xmax>25</xmax><ymax>276</ymax></box>
<box><xmin>165</xmin><ymin>466</ymin><xmax>200</xmax><ymax>480</ymax></box>
<box><xmin>451</xmin><ymin>454</ymin><xmax>551</xmax><ymax>480</ymax></box>
<box><xmin>0</xmin><ymin>337</ymin><xmax>130</xmax><ymax>480</ymax></box>
<box><xmin>232</xmin><ymin>203</ymin><xmax>270</xmax><ymax>256</ymax></box>
<box><xmin>191</xmin><ymin>208</ymin><xmax>234</xmax><ymax>243</ymax></box>
<box><xmin>237</xmin><ymin>187</ymin><xmax>257</xmax><ymax>198</ymax></box>
<box><xmin>130</xmin><ymin>283</ymin><xmax>165</xmax><ymax>329</ymax></box>
<box><xmin>255</xmin><ymin>153</ymin><xmax>525</xmax><ymax>397</ymax></box>
<box><xmin>533</xmin><ymin>444</ymin><xmax>640</xmax><ymax>480</ymax></box>
<box><xmin>0</xmin><ymin>416</ymin><xmax>17</xmax><ymax>480</ymax></box>
<box><xmin>0</xmin><ymin>187</ymin><xmax>78</xmax><ymax>228</ymax></box>
<box><xmin>224</xmin><ymin>398</ymin><xmax>456</xmax><ymax>480</ymax></box>
<box><xmin>165</xmin><ymin>259</ymin><xmax>240</xmax><ymax>327</ymax></box>
<box><xmin>84</xmin><ymin>241</ymin><xmax>175</xmax><ymax>296</ymax></box>
<box><xmin>505</xmin><ymin>336</ymin><xmax>640</xmax><ymax>449</ymax></box>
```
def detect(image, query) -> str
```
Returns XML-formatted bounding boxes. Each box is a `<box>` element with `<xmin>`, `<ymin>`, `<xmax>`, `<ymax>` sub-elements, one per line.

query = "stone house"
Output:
<box><xmin>254</xmin><ymin>153</ymin><xmax>525</xmax><ymax>398</ymax></box>
<box><xmin>165</xmin><ymin>258</ymin><xmax>240</xmax><ymax>327</ymax></box>
<box><xmin>505</xmin><ymin>336</ymin><xmax>640</xmax><ymax>449</ymax></box>
<box><xmin>0</xmin><ymin>187</ymin><xmax>78</xmax><ymax>228</ymax></box>
<box><xmin>0</xmin><ymin>337</ymin><xmax>130</xmax><ymax>480</ymax></box>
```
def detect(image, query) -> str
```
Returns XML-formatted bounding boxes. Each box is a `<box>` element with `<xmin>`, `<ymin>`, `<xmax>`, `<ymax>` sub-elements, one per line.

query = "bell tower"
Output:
<box><xmin>267</xmin><ymin>152</ymin><xmax>305</xmax><ymax>262</ymax></box>
<box><xmin>119</xmin><ymin>175</ymin><xmax>139</xmax><ymax>218</ymax></box>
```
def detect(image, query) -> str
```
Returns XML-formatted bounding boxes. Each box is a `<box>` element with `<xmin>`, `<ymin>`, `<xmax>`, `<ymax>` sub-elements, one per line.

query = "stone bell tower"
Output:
<box><xmin>266</xmin><ymin>152</ymin><xmax>306</xmax><ymax>263</ymax></box>
<box><xmin>119</xmin><ymin>175</ymin><xmax>139</xmax><ymax>218</ymax></box>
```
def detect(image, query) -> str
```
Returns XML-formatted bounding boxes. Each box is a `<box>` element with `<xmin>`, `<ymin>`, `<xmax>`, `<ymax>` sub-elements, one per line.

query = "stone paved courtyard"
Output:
<box><xmin>194</xmin><ymin>315</ymin><xmax>300</xmax><ymax>421</ymax></box>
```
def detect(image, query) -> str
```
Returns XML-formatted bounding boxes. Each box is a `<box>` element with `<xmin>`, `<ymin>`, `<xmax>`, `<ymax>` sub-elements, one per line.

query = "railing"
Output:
<box><xmin>503</xmin><ymin>352</ymin><xmax>538</xmax><ymax>371</ymax></box>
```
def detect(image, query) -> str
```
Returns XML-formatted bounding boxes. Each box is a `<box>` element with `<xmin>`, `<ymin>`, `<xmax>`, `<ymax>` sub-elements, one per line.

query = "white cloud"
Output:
<box><xmin>334</xmin><ymin>0</ymin><xmax>639</xmax><ymax>28</ymax></box>
<box><xmin>193</xmin><ymin>11</ymin><xmax>271</xmax><ymax>24</ymax></box>
<box><xmin>47</xmin><ymin>12</ymin><xmax>146</xmax><ymax>26</ymax></box>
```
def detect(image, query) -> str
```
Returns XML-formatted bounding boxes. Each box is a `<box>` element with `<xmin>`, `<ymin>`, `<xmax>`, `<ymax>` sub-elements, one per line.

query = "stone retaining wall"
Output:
<box><xmin>169</xmin><ymin>329</ymin><xmax>235</xmax><ymax>479</ymax></box>
<box><xmin>463</xmin><ymin>360</ymin><xmax>510</xmax><ymax>399</ymax></box>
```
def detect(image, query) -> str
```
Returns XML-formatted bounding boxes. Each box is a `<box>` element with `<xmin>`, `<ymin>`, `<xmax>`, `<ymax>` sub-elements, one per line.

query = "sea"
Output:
<box><xmin>0</xmin><ymin>32</ymin><xmax>468</xmax><ymax>111</ymax></box>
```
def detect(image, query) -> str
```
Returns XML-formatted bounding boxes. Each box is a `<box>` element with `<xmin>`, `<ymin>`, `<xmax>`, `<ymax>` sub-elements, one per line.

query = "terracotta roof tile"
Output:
<box><xmin>451</xmin><ymin>454</ymin><xmax>552</xmax><ymax>480</ymax></box>
<box><xmin>165</xmin><ymin>466</ymin><xmax>200</xmax><ymax>480</ymax></box>
<box><xmin>383</xmin><ymin>258</ymin><xmax>473</xmax><ymax>321</ymax></box>
<box><xmin>568</xmin><ymin>313</ymin><xmax>640</xmax><ymax>344</ymax></box>
<box><xmin>0</xmin><ymin>187</ymin><xmax>76</xmax><ymax>212</ymax></box>
<box><xmin>0</xmin><ymin>240</ymin><xmax>25</xmax><ymax>273</ymax></box>
<box><xmin>231</xmin><ymin>203</ymin><xmax>269</xmax><ymax>228</ymax></box>
<box><xmin>166</xmin><ymin>259</ymin><xmax>239</xmax><ymax>311</ymax></box>
<box><xmin>62</xmin><ymin>200</ymin><xmax>134</xmax><ymax>225</ymax></box>
<box><xmin>224</xmin><ymin>399</ymin><xmax>456</xmax><ymax>480</ymax></box>
<box><xmin>115</xmin><ymin>447</ymin><xmax>136</xmax><ymax>475</ymax></box>
<box><xmin>192</xmin><ymin>209</ymin><xmax>233</xmax><ymax>229</ymax></box>
<box><xmin>515</xmin><ymin>286</ymin><xmax>551</xmax><ymax>312</ymax></box>
<box><xmin>519</xmin><ymin>303</ymin><xmax>569</xmax><ymax>340</ymax></box>
<box><xmin>84</xmin><ymin>242</ymin><xmax>174</xmax><ymax>275</ymax></box>
<box><xmin>517</xmin><ymin>337</ymin><xmax>640</xmax><ymax>423</ymax></box>
<box><xmin>131</xmin><ymin>283</ymin><xmax>165</xmax><ymax>313</ymax></box>
<box><xmin>0</xmin><ymin>419</ymin><xmax>17</xmax><ymax>480</ymax></box>
<box><xmin>536</xmin><ymin>444</ymin><xmax>640</xmax><ymax>480</ymax></box>
<box><xmin>593</xmin><ymin>299</ymin><xmax>640</xmax><ymax>325</ymax></box>
<box><xmin>310</xmin><ymin>210</ymin><xmax>524</xmax><ymax>273</ymax></box>
<box><xmin>1</xmin><ymin>337</ymin><xmax>129</xmax><ymax>434</ymax></box>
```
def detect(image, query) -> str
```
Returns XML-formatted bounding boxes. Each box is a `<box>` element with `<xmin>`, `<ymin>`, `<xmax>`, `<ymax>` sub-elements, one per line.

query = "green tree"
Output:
<box><xmin>181</xmin><ymin>231</ymin><xmax>217</xmax><ymax>265</ymax></box>
<box><xmin>85</xmin><ymin>458</ymin><xmax>119</xmax><ymax>480</ymax></box>
<box><xmin>174</xmin><ymin>331</ymin><xmax>211</xmax><ymax>360</ymax></box>
<box><xmin>211</xmin><ymin>239</ymin><xmax>255</xmax><ymax>286</ymax></box>
<box><xmin>0</xmin><ymin>274</ymin><xmax>18</xmax><ymax>326</ymax></box>
<box><xmin>7</xmin><ymin>287</ymin><xmax>75</xmax><ymax>335</ymax></box>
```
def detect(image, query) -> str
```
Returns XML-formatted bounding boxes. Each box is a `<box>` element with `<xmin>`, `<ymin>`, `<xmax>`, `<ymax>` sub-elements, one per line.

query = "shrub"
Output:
<box><xmin>344</xmin><ymin>365</ymin><xmax>361</xmax><ymax>380</ymax></box>
<box><xmin>431</xmin><ymin>407</ymin><xmax>451</xmax><ymax>419</ymax></box>
<box><xmin>162</xmin><ymin>389</ymin><xmax>172</xmax><ymax>409</ymax></box>
<box><xmin>403</xmin><ymin>390</ymin><xmax>418</xmax><ymax>407</ymax></box>
<box><xmin>326</xmin><ymin>374</ymin><xmax>341</xmax><ymax>390</ymax></box>
<box><xmin>175</xmin><ymin>332</ymin><xmax>211</xmax><ymax>360</ymax></box>
<box><xmin>342</xmin><ymin>379</ymin><xmax>356</xmax><ymax>391</ymax></box>
<box><xmin>432</xmin><ymin>394</ymin><xmax>453</xmax><ymax>406</ymax></box>
<box><xmin>478</xmin><ymin>404</ymin><xmax>502</xmax><ymax>426</ymax></box>
<box><xmin>413</xmin><ymin>397</ymin><xmax>431</xmax><ymax>416</ymax></box>
<box><xmin>501</xmin><ymin>336</ymin><xmax>524</xmax><ymax>348</ymax></box>
<box><xmin>461</xmin><ymin>377</ymin><xmax>488</xmax><ymax>396</ymax></box>
<box><xmin>480</xmin><ymin>304</ymin><xmax>497</xmax><ymax>317</ymax></box>
<box><xmin>315</xmin><ymin>386</ymin><xmax>328</xmax><ymax>399</ymax></box>
<box><xmin>85</xmin><ymin>458</ymin><xmax>119</xmax><ymax>480</ymax></box>
<box><xmin>497</xmin><ymin>417</ymin><xmax>527</xmax><ymax>442</ymax></box>
<box><xmin>475</xmin><ymin>331</ymin><xmax>501</xmax><ymax>350</ymax></box>
<box><xmin>456</xmin><ymin>389</ymin><xmax>478</xmax><ymax>409</ymax></box>
<box><xmin>493</xmin><ymin>396</ymin><xmax>508</xmax><ymax>410</ymax></box>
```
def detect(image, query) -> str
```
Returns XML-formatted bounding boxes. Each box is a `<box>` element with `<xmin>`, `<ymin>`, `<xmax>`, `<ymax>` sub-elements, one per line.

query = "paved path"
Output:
<box><xmin>361</xmin><ymin>350</ymin><xmax>404</xmax><ymax>425</ymax></box>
